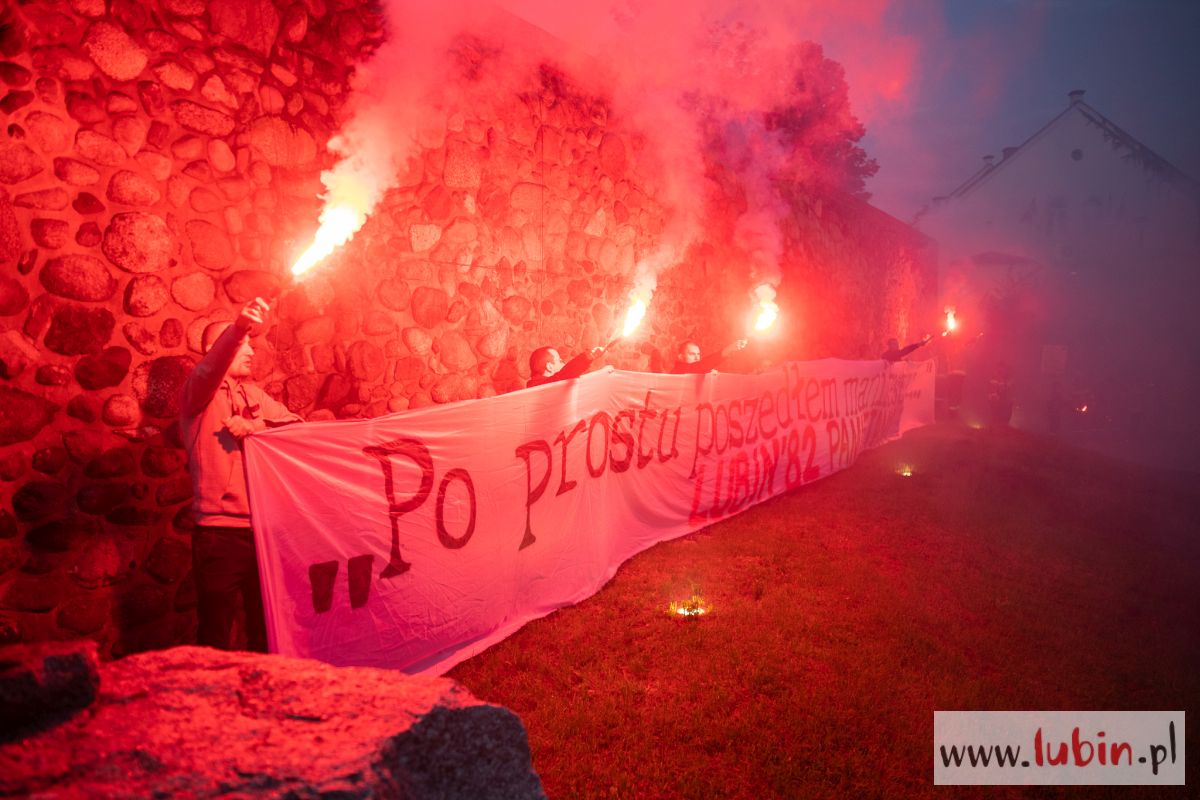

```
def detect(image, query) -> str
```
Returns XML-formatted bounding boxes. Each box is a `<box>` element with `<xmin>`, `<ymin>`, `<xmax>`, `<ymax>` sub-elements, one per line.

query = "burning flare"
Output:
<box><xmin>622</xmin><ymin>296</ymin><xmax>648</xmax><ymax>337</ymax></box>
<box><xmin>669</xmin><ymin>594</ymin><xmax>710</xmax><ymax>617</ymax></box>
<box><xmin>291</xmin><ymin>206</ymin><xmax>367</xmax><ymax>277</ymax></box>
<box><xmin>942</xmin><ymin>306</ymin><xmax>958</xmax><ymax>336</ymax></box>
<box><xmin>751</xmin><ymin>283</ymin><xmax>779</xmax><ymax>332</ymax></box>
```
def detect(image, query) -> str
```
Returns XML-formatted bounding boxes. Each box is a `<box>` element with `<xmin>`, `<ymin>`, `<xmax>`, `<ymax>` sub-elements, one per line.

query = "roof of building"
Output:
<box><xmin>915</xmin><ymin>90</ymin><xmax>1200</xmax><ymax>224</ymax></box>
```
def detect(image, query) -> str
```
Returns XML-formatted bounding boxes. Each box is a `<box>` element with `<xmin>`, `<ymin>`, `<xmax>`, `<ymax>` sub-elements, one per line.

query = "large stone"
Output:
<box><xmin>131</xmin><ymin>355</ymin><xmax>195</xmax><ymax>418</ymax></box>
<box><xmin>0</xmin><ymin>277</ymin><xmax>29</xmax><ymax>316</ymax></box>
<box><xmin>133</xmin><ymin>151</ymin><xmax>171</xmax><ymax>182</ymax></box>
<box><xmin>12</xmin><ymin>190</ymin><xmax>70</xmax><ymax>216</ymax></box>
<box><xmin>24</xmin><ymin>112</ymin><xmax>71</xmax><ymax>154</ymax></box>
<box><xmin>509</xmin><ymin>182</ymin><xmax>544</xmax><ymax>220</ymax></box>
<box><xmin>123</xmin><ymin>275</ymin><xmax>168</xmax><ymax>316</ymax></box>
<box><xmin>0</xmin><ymin>646</ymin><xmax>545</xmax><ymax>798</ymax></box>
<box><xmin>122</xmin><ymin>321</ymin><xmax>158</xmax><ymax>355</ymax></box>
<box><xmin>294</xmin><ymin>316</ymin><xmax>335</xmax><ymax>345</ymax></box>
<box><xmin>0</xmin><ymin>90</ymin><xmax>34</xmax><ymax>114</ymax></box>
<box><xmin>210</xmin><ymin>0</ymin><xmax>281</xmax><ymax>56</ymax></box>
<box><xmin>65</xmin><ymin>91</ymin><xmax>104</xmax><ymax>123</ymax></box>
<box><xmin>170</xmin><ymin>272</ymin><xmax>215</xmax><ymax>311</ymax></box>
<box><xmin>281</xmin><ymin>3</ymin><xmax>308</xmax><ymax>43</ymax></box>
<box><xmin>185</xmin><ymin>219</ymin><xmax>232</xmax><ymax>271</ymax></box>
<box><xmin>223</xmin><ymin>270</ymin><xmax>279</xmax><ymax>303</ymax></box>
<box><xmin>112</xmin><ymin>115</ymin><xmax>148</xmax><ymax>157</ymax></box>
<box><xmin>67</xmin><ymin>394</ymin><xmax>99</xmax><ymax>422</ymax></box>
<box><xmin>75</xmin><ymin>222</ymin><xmax>102</xmax><ymax>247</ymax></box>
<box><xmin>346</xmin><ymin>340</ymin><xmax>385</xmax><ymax>381</ymax></box>
<box><xmin>0</xmin><ymin>387</ymin><xmax>56</xmax><ymax>446</ymax></box>
<box><xmin>402</xmin><ymin>327</ymin><xmax>433</xmax><ymax>356</ymax></box>
<box><xmin>316</xmin><ymin>373</ymin><xmax>353</xmax><ymax>410</ymax></box>
<box><xmin>377</xmin><ymin>278</ymin><xmax>410</xmax><ymax>311</ymax></box>
<box><xmin>409</xmin><ymin>223</ymin><xmax>441</xmax><ymax>252</ymax></box>
<box><xmin>188</xmin><ymin>187</ymin><xmax>221</xmax><ymax>212</ymax></box>
<box><xmin>159</xmin><ymin>318</ymin><xmax>183</xmax><ymax>348</ymax></box>
<box><xmin>12</xmin><ymin>480</ymin><xmax>69</xmax><ymax>521</ymax></box>
<box><xmin>106</xmin><ymin>170</ymin><xmax>160</xmax><ymax>206</ymax></box>
<box><xmin>363</xmin><ymin>310</ymin><xmax>394</xmax><ymax>335</ymax></box>
<box><xmin>436</xmin><ymin>330</ymin><xmax>476</xmax><ymax>371</ymax></box>
<box><xmin>44</xmin><ymin>304</ymin><xmax>114</xmax><ymax>355</ymax></box>
<box><xmin>598</xmin><ymin>133</ymin><xmax>627</xmax><ymax>178</ymax></box>
<box><xmin>103</xmin><ymin>213</ymin><xmax>173</xmax><ymax>273</ymax></box>
<box><xmin>477</xmin><ymin>328</ymin><xmax>508</xmax><ymax>359</ymax></box>
<box><xmin>72</xmin><ymin>537</ymin><xmax>127</xmax><ymax>589</ymax></box>
<box><xmin>431</xmin><ymin>374</ymin><xmax>477</xmax><ymax>404</ymax></box>
<box><xmin>171</xmin><ymin>100</ymin><xmax>234</xmax><ymax>136</ymax></box>
<box><xmin>82</xmin><ymin>21</ymin><xmax>148</xmax><ymax>81</ymax></box>
<box><xmin>444</xmin><ymin>139</ymin><xmax>484</xmax><ymax>189</ymax></box>
<box><xmin>26</xmin><ymin>516</ymin><xmax>98</xmax><ymax>553</ymax></box>
<box><xmin>77</xmin><ymin>482</ymin><xmax>131</xmax><ymax>514</ymax></box>
<box><xmin>0</xmin><ymin>641</ymin><xmax>100</xmax><ymax>734</ymax></box>
<box><xmin>410</xmin><ymin>286</ymin><xmax>449</xmax><ymax>329</ymax></box>
<box><xmin>153</xmin><ymin>60</ymin><xmax>196</xmax><ymax>92</ymax></box>
<box><xmin>32</xmin><ymin>446</ymin><xmax>67</xmax><ymax>474</ymax></box>
<box><xmin>30</xmin><ymin>218</ymin><xmax>70</xmax><ymax>248</ymax></box>
<box><xmin>34</xmin><ymin>366</ymin><xmax>70</xmax><ymax>390</ymax></box>
<box><xmin>154</xmin><ymin>474</ymin><xmax>192</xmax><ymax>506</ymax></box>
<box><xmin>242</xmin><ymin>115</ymin><xmax>316</xmax><ymax>167</ymax></box>
<box><xmin>0</xmin><ymin>451</ymin><xmax>25</xmax><ymax>482</ymax></box>
<box><xmin>74</xmin><ymin>346</ymin><xmax>132</xmax><ymax>390</ymax></box>
<box><xmin>72</xmin><ymin>192</ymin><xmax>104</xmax><ymax>214</ymax></box>
<box><xmin>102</xmin><ymin>394</ymin><xmax>139</xmax><ymax>426</ymax></box>
<box><xmin>85</xmin><ymin>447</ymin><xmax>135</xmax><ymax>479</ymax></box>
<box><xmin>284</xmin><ymin>373</ymin><xmax>319</xmax><ymax>411</ymax></box>
<box><xmin>57</xmin><ymin>597</ymin><xmax>110</xmax><ymax>635</ymax></box>
<box><xmin>502</xmin><ymin>294</ymin><xmax>532</xmax><ymax>324</ymax></box>
<box><xmin>40</xmin><ymin>255</ymin><xmax>117</xmax><ymax>301</ymax></box>
<box><xmin>143</xmin><ymin>537</ymin><xmax>190</xmax><ymax>583</ymax></box>
<box><xmin>0</xmin><ymin>329</ymin><xmax>39</xmax><ymax>378</ymax></box>
<box><xmin>0</xmin><ymin>62</ymin><xmax>33</xmax><ymax>86</ymax></box>
<box><xmin>207</xmin><ymin>139</ymin><xmax>235</xmax><ymax>173</ymax></box>
<box><xmin>392</xmin><ymin>356</ymin><xmax>424</xmax><ymax>382</ymax></box>
<box><xmin>141</xmin><ymin>446</ymin><xmax>185</xmax><ymax>477</ymax></box>
<box><xmin>75</xmin><ymin>130</ymin><xmax>126</xmax><ymax>166</ymax></box>
<box><xmin>0</xmin><ymin>142</ymin><xmax>43</xmax><ymax>184</ymax></box>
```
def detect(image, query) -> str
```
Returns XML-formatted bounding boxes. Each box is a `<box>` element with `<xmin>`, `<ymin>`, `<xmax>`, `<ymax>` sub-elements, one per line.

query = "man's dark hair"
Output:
<box><xmin>529</xmin><ymin>346</ymin><xmax>554</xmax><ymax>377</ymax></box>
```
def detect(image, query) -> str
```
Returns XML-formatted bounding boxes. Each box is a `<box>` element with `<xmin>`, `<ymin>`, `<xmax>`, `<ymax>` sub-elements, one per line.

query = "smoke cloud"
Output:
<box><xmin>310</xmin><ymin>0</ymin><xmax>920</xmax><ymax>300</ymax></box>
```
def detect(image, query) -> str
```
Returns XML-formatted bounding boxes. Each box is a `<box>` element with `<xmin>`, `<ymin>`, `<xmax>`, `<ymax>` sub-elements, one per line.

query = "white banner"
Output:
<box><xmin>244</xmin><ymin>359</ymin><xmax>935</xmax><ymax>674</ymax></box>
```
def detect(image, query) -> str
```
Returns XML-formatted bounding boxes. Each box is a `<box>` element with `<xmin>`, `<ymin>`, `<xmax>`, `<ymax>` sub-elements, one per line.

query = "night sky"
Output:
<box><xmin>862</xmin><ymin>0</ymin><xmax>1200</xmax><ymax>221</ymax></box>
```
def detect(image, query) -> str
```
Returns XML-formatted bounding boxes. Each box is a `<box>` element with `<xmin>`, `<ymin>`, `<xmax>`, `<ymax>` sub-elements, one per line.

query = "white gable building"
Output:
<box><xmin>916</xmin><ymin>90</ymin><xmax>1199</xmax><ymax>454</ymax></box>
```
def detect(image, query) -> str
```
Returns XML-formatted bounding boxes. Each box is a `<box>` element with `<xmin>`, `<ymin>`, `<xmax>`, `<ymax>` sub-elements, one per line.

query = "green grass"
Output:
<box><xmin>448</xmin><ymin>423</ymin><xmax>1200</xmax><ymax>799</ymax></box>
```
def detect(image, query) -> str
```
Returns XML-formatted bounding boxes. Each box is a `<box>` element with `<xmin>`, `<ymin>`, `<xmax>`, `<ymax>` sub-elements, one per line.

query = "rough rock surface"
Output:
<box><xmin>0</xmin><ymin>644</ymin><xmax>546</xmax><ymax>800</ymax></box>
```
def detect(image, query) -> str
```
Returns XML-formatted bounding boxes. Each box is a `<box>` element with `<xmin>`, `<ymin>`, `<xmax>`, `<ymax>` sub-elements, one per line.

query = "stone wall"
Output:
<box><xmin>0</xmin><ymin>0</ymin><xmax>934</xmax><ymax>659</ymax></box>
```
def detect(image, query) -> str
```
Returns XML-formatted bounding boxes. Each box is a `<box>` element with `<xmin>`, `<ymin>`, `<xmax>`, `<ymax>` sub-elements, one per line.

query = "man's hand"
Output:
<box><xmin>588</xmin><ymin>345</ymin><xmax>606</xmax><ymax>359</ymax></box>
<box><xmin>235</xmin><ymin>297</ymin><xmax>270</xmax><ymax>331</ymax></box>
<box><xmin>922</xmin><ymin>333</ymin><xmax>933</xmax><ymax>343</ymax></box>
<box><xmin>223</xmin><ymin>415</ymin><xmax>264</xmax><ymax>439</ymax></box>
<box><xmin>722</xmin><ymin>339</ymin><xmax>748</xmax><ymax>357</ymax></box>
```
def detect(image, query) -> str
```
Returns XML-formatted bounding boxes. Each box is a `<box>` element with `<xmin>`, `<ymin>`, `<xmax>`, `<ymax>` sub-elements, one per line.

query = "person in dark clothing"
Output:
<box><xmin>881</xmin><ymin>334</ymin><xmax>932</xmax><ymax>362</ymax></box>
<box><xmin>527</xmin><ymin>345</ymin><xmax>606</xmax><ymax>388</ymax></box>
<box><xmin>670</xmin><ymin>338</ymin><xmax>747</xmax><ymax>374</ymax></box>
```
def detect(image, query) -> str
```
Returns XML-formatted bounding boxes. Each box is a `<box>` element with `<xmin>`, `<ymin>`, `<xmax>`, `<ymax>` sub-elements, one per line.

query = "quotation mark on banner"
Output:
<box><xmin>309</xmin><ymin>555</ymin><xmax>374</xmax><ymax>612</ymax></box>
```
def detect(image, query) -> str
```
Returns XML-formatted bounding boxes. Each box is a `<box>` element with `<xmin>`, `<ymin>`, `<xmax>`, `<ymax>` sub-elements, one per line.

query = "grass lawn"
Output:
<box><xmin>448</xmin><ymin>422</ymin><xmax>1199</xmax><ymax>799</ymax></box>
